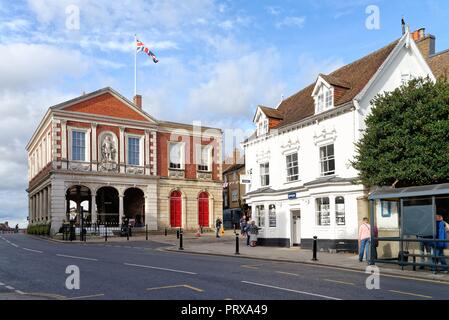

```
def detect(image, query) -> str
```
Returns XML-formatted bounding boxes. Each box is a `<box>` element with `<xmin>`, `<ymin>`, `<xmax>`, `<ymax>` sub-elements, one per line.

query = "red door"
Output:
<box><xmin>198</xmin><ymin>192</ymin><xmax>209</xmax><ymax>227</ymax></box>
<box><xmin>170</xmin><ymin>191</ymin><xmax>182</xmax><ymax>227</ymax></box>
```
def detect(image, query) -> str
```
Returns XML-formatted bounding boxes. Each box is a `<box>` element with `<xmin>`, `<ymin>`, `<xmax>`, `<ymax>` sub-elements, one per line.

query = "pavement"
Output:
<box><xmin>59</xmin><ymin>229</ymin><xmax>449</xmax><ymax>283</ymax></box>
<box><xmin>2</xmin><ymin>232</ymin><xmax>449</xmax><ymax>300</ymax></box>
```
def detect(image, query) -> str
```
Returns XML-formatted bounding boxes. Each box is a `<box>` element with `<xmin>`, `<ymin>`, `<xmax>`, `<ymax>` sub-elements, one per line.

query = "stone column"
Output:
<box><xmin>150</xmin><ymin>131</ymin><xmax>157</xmax><ymax>176</ymax></box>
<box><xmin>145</xmin><ymin>183</ymin><xmax>158</xmax><ymax>230</ymax></box>
<box><xmin>91</xmin><ymin>123</ymin><xmax>98</xmax><ymax>171</ymax></box>
<box><xmin>144</xmin><ymin>130</ymin><xmax>150</xmax><ymax>175</ymax></box>
<box><xmin>61</xmin><ymin>120</ymin><xmax>67</xmax><ymax>169</ymax></box>
<box><xmin>36</xmin><ymin>192</ymin><xmax>40</xmax><ymax>222</ymax></box>
<box><xmin>33</xmin><ymin>195</ymin><xmax>36</xmax><ymax>222</ymax></box>
<box><xmin>119</xmin><ymin>194</ymin><xmax>124</xmax><ymax>224</ymax></box>
<box><xmin>119</xmin><ymin>127</ymin><xmax>125</xmax><ymax>173</ymax></box>
<box><xmin>29</xmin><ymin>197</ymin><xmax>33</xmax><ymax>223</ymax></box>
<box><xmin>43</xmin><ymin>188</ymin><xmax>48</xmax><ymax>221</ymax></box>
<box><xmin>91</xmin><ymin>192</ymin><xmax>97</xmax><ymax>223</ymax></box>
<box><xmin>47</xmin><ymin>185</ymin><xmax>52</xmax><ymax>220</ymax></box>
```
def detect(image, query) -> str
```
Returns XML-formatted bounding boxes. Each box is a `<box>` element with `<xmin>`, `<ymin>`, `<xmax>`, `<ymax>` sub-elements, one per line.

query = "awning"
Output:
<box><xmin>368</xmin><ymin>183</ymin><xmax>449</xmax><ymax>200</ymax></box>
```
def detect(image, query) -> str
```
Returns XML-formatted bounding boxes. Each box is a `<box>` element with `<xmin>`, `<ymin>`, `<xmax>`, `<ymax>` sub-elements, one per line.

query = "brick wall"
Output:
<box><xmin>64</xmin><ymin>92</ymin><xmax>147</xmax><ymax>121</ymax></box>
<box><xmin>157</xmin><ymin>131</ymin><xmax>221</xmax><ymax>181</ymax></box>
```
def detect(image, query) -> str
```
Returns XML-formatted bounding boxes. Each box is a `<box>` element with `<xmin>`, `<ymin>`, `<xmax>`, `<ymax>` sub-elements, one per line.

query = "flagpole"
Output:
<box><xmin>134</xmin><ymin>34</ymin><xmax>137</xmax><ymax>96</ymax></box>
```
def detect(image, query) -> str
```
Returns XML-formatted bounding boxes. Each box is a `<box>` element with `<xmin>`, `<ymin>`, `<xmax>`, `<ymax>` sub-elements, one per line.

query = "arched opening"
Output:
<box><xmin>96</xmin><ymin>186</ymin><xmax>119</xmax><ymax>225</ymax></box>
<box><xmin>198</xmin><ymin>192</ymin><xmax>209</xmax><ymax>227</ymax></box>
<box><xmin>170</xmin><ymin>190</ymin><xmax>182</xmax><ymax>227</ymax></box>
<box><xmin>66</xmin><ymin>185</ymin><xmax>92</xmax><ymax>225</ymax></box>
<box><xmin>124</xmin><ymin>188</ymin><xmax>145</xmax><ymax>227</ymax></box>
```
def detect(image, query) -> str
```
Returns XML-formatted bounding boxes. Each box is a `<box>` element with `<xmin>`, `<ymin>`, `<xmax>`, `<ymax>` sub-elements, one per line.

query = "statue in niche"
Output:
<box><xmin>100</xmin><ymin>134</ymin><xmax>117</xmax><ymax>172</ymax></box>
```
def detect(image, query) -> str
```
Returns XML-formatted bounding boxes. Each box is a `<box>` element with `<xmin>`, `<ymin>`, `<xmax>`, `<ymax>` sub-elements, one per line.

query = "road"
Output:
<box><xmin>1</xmin><ymin>233</ymin><xmax>448</xmax><ymax>300</ymax></box>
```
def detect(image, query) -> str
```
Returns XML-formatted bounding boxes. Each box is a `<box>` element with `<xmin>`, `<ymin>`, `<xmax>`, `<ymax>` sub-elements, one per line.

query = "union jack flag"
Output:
<box><xmin>136</xmin><ymin>39</ymin><xmax>159</xmax><ymax>63</ymax></box>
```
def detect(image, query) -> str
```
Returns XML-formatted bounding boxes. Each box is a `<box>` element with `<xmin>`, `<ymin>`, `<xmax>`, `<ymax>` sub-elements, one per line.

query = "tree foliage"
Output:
<box><xmin>353</xmin><ymin>77</ymin><xmax>449</xmax><ymax>188</ymax></box>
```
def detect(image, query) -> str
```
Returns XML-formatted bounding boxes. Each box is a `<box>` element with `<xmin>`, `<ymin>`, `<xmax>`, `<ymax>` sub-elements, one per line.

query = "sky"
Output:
<box><xmin>1</xmin><ymin>0</ymin><xmax>449</xmax><ymax>227</ymax></box>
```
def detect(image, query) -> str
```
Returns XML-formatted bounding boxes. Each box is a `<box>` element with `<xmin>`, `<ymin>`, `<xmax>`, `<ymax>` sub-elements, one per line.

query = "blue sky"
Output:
<box><xmin>1</xmin><ymin>0</ymin><xmax>449</xmax><ymax>226</ymax></box>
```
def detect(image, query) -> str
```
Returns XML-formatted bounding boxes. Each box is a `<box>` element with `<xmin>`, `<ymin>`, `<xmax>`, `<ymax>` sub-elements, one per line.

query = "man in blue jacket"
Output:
<box><xmin>431</xmin><ymin>215</ymin><xmax>448</xmax><ymax>274</ymax></box>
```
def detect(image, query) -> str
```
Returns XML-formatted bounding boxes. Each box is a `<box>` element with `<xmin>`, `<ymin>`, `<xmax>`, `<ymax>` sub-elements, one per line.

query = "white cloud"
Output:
<box><xmin>0</xmin><ymin>18</ymin><xmax>31</xmax><ymax>31</ymax></box>
<box><xmin>293</xmin><ymin>54</ymin><xmax>344</xmax><ymax>88</ymax></box>
<box><xmin>266</xmin><ymin>6</ymin><xmax>281</xmax><ymax>15</ymax></box>
<box><xmin>187</xmin><ymin>49</ymin><xmax>285</xmax><ymax>121</ymax></box>
<box><xmin>0</xmin><ymin>43</ymin><xmax>88</xmax><ymax>90</ymax></box>
<box><xmin>276</xmin><ymin>16</ymin><xmax>306</xmax><ymax>29</ymax></box>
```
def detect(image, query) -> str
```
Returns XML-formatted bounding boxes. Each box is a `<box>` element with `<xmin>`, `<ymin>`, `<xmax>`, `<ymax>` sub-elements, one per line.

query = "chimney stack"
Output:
<box><xmin>133</xmin><ymin>94</ymin><xmax>142</xmax><ymax>109</ymax></box>
<box><xmin>412</xmin><ymin>27</ymin><xmax>436</xmax><ymax>58</ymax></box>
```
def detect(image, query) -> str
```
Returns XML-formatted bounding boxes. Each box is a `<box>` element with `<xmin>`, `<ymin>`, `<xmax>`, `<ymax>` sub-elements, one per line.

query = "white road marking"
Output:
<box><xmin>0</xmin><ymin>282</ymin><xmax>5</xmax><ymax>286</ymax></box>
<box><xmin>241</xmin><ymin>281</ymin><xmax>342</xmax><ymax>300</ymax></box>
<box><xmin>22</xmin><ymin>248</ymin><xmax>43</xmax><ymax>253</ymax></box>
<box><xmin>56</xmin><ymin>254</ymin><xmax>98</xmax><ymax>261</ymax></box>
<box><xmin>124</xmin><ymin>263</ymin><xmax>197</xmax><ymax>275</ymax></box>
<box><xmin>10</xmin><ymin>243</ymin><xmax>19</xmax><ymax>248</ymax></box>
<box><xmin>65</xmin><ymin>293</ymin><xmax>105</xmax><ymax>300</ymax></box>
<box><xmin>15</xmin><ymin>290</ymin><xmax>26</xmax><ymax>295</ymax></box>
<box><xmin>5</xmin><ymin>286</ymin><xmax>15</xmax><ymax>290</ymax></box>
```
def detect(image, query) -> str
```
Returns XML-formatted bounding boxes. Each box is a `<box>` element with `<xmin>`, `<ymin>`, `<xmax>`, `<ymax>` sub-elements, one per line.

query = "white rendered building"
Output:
<box><xmin>242</xmin><ymin>29</ymin><xmax>443</xmax><ymax>250</ymax></box>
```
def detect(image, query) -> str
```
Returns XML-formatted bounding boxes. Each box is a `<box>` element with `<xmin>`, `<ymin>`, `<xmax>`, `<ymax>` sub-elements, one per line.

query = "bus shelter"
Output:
<box><xmin>368</xmin><ymin>183</ymin><xmax>449</xmax><ymax>272</ymax></box>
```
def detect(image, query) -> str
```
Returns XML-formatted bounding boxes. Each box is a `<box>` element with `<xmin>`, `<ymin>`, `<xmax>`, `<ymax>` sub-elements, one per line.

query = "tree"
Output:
<box><xmin>353</xmin><ymin>77</ymin><xmax>449</xmax><ymax>188</ymax></box>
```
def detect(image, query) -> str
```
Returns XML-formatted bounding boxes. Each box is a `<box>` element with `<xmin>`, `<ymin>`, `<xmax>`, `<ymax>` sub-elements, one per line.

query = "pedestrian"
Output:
<box><xmin>358</xmin><ymin>217</ymin><xmax>371</xmax><ymax>263</ymax></box>
<box><xmin>417</xmin><ymin>234</ymin><xmax>432</xmax><ymax>270</ymax></box>
<box><xmin>215</xmin><ymin>217</ymin><xmax>223</xmax><ymax>238</ymax></box>
<box><xmin>240</xmin><ymin>215</ymin><xmax>247</xmax><ymax>237</ymax></box>
<box><xmin>248</xmin><ymin>221</ymin><xmax>259</xmax><ymax>247</ymax></box>
<box><xmin>431</xmin><ymin>214</ymin><xmax>448</xmax><ymax>274</ymax></box>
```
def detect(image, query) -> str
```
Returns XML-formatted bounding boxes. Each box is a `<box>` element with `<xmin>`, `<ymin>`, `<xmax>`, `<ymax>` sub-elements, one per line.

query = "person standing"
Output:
<box><xmin>240</xmin><ymin>215</ymin><xmax>247</xmax><ymax>237</ymax></box>
<box><xmin>248</xmin><ymin>221</ymin><xmax>259</xmax><ymax>247</ymax></box>
<box><xmin>358</xmin><ymin>217</ymin><xmax>371</xmax><ymax>263</ymax></box>
<box><xmin>215</xmin><ymin>217</ymin><xmax>223</xmax><ymax>238</ymax></box>
<box><xmin>431</xmin><ymin>214</ymin><xmax>448</xmax><ymax>274</ymax></box>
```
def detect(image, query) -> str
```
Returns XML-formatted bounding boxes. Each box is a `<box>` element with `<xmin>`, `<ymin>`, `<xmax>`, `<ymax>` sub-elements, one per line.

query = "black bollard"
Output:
<box><xmin>200</xmin><ymin>226</ymin><xmax>203</xmax><ymax>234</ymax></box>
<box><xmin>127</xmin><ymin>226</ymin><xmax>130</xmax><ymax>241</ymax></box>
<box><xmin>165</xmin><ymin>227</ymin><xmax>168</xmax><ymax>236</ymax></box>
<box><xmin>235</xmin><ymin>233</ymin><xmax>240</xmax><ymax>255</ymax></box>
<box><xmin>105</xmin><ymin>223</ymin><xmax>108</xmax><ymax>242</ymax></box>
<box><xmin>312</xmin><ymin>236</ymin><xmax>318</xmax><ymax>261</ymax></box>
<box><xmin>179</xmin><ymin>231</ymin><xmax>184</xmax><ymax>250</ymax></box>
<box><xmin>146</xmin><ymin>224</ymin><xmax>148</xmax><ymax>240</ymax></box>
<box><xmin>176</xmin><ymin>229</ymin><xmax>180</xmax><ymax>239</ymax></box>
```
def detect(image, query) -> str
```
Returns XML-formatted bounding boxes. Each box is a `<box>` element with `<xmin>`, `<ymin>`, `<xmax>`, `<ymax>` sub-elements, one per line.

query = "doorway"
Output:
<box><xmin>291</xmin><ymin>210</ymin><xmax>301</xmax><ymax>246</ymax></box>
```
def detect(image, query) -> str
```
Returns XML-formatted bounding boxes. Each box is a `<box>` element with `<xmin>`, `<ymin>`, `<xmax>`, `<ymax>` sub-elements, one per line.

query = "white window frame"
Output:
<box><xmin>314</xmin><ymin>83</ymin><xmax>334</xmax><ymax>114</ymax></box>
<box><xmin>125</xmin><ymin>133</ymin><xmax>144</xmax><ymax>166</ymax></box>
<box><xmin>168</xmin><ymin>141</ymin><xmax>185</xmax><ymax>170</ymax></box>
<box><xmin>255</xmin><ymin>205</ymin><xmax>265</xmax><ymax>228</ymax></box>
<box><xmin>268</xmin><ymin>204</ymin><xmax>276</xmax><ymax>228</ymax></box>
<box><xmin>316</xmin><ymin>197</ymin><xmax>330</xmax><ymax>226</ymax></box>
<box><xmin>260</xmin><ymin>162</ymin><xmax>270</xmax><ymax>187</ymax></box>
<box><xmin>196</xmin><ymin>144</ymin><xmax>212</xmax><ymax>172</ymax></box>
<box><xmin>335</xmin><ymin>196</ymin><xmax>345</xmax><ymax>226</ymax></box>
<box><xmin>319</xmin><ymin>143</ymin><xmax>335</xmax><ymax>177</ymax></box>
<box><xmin>68</xmin><ymin>127</ymin><xmax>91</xmax><ymax>162</ymax></box>
<box><xmin>286</xmin><ymin>152</ymin><xmax>299</xmax><ymax>182</ymax></box>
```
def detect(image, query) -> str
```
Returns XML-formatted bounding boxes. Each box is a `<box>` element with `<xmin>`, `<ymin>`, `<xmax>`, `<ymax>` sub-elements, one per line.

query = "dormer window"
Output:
<box><xmin>315</xmin><ymin>85</ymin><xmax>333</xmax><ymax>113</ymax></box>
<box><xmin>325</xmin><ymin>89</ymin><xmax>333</xmax><ymax>108</ymax></box>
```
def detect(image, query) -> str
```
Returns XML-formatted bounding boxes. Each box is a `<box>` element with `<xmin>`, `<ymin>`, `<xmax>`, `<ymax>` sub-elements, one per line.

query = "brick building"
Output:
<box><xmin>26</xmin><ymin>87</ymin><xmax>223</xmax><ymax>235</ymax></box>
